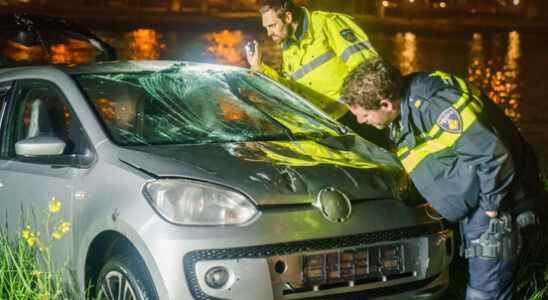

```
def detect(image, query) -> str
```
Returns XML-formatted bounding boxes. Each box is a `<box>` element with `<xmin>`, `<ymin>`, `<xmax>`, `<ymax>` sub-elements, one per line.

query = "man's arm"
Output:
<box><xmin>322</xmin><ymin>14</ymin><xmax>379</xmax><ymax>71</ymax></box>
<box><xmin>245</xmin><ymin>41</ymin><xmax>317</xmax><ymax>98</ymax></box>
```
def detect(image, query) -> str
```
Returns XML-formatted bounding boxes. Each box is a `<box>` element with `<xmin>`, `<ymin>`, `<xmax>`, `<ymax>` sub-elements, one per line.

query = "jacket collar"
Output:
<box><xmin>391</xmin><ymin>78</ymin><xmax>417</xmax><ymax>148</ymax></box>
<box><xmin>282</xmin><ymin>7</ymin><xmax>309</xmax><ymax>50</ymax></box>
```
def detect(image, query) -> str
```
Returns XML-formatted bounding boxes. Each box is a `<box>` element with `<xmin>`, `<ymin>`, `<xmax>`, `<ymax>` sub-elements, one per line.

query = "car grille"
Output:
<box><xmin>183</xmin><ymin>223</ymin><xmax>442</xmax><ymax>300</ymax></box>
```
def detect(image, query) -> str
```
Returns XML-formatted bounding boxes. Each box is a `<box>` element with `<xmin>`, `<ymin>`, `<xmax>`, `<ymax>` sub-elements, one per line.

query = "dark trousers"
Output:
<box><xmin>461</xmin><ymin>209</ymin><xmax>518</xmax><ymax>300</ymax></box>
<box><xmin>337</xmin><ymin>111</ymin><xmax>391</xmax><ymax>150</ymax></box>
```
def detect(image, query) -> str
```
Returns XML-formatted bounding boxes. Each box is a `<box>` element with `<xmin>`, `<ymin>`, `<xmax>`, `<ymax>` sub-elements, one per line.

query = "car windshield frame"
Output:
<box><xmin>73</xmin><ymin>64</ymin><xmax>344</xmax><ymax>147</ymax></box>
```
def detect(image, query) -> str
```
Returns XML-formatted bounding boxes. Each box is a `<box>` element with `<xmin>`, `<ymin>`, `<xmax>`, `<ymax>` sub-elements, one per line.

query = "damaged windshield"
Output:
<box><xmin>74</xmin><ymin>64</ymin><xmax>340</xmax><ymax>146</ymax></box>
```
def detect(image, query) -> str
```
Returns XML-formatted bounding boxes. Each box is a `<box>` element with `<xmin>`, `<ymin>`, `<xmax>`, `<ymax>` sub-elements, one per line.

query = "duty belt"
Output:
<box><xmin>460</xmin><ymin>212</ymin><xmax>535</xmax><ymax>260</ymax></box>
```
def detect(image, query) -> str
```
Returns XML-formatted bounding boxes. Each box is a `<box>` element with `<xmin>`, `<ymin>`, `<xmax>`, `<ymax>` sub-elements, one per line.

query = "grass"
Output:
<box><xmin>0</xmin><ymin>229</ymin><xmax>66</xmax><ymax>299</ymax></box>
<box><xmin>0</xmin><ymin>198</ymin><xmax>73</xmax><ymax>300</ymax></box>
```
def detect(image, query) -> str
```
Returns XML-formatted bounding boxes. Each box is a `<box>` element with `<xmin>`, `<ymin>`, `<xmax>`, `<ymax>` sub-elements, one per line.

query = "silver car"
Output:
<box><xmin>0</xmin><ymin>61</ymin><xmax>453</xmax><ymax>300</ymax></box>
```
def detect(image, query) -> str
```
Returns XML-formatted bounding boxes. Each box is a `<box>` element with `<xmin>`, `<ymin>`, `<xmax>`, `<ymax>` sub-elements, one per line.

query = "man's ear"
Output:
<box><xmin>284</xmin><ymin>11</ymin><xmax>293</xmax><ymax>24</ymax></box>
<box><xmin>379</xmin><ymin>99</ymin><xmax>393</xmax><ymax>111</ymax></box>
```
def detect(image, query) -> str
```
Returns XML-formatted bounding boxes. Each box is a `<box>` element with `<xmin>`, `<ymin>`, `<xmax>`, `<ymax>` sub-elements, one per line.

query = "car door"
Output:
<box><xmin>0</xmin><ymin>79</ymin><xmax>90</xmax><ymax>268</ymax></box>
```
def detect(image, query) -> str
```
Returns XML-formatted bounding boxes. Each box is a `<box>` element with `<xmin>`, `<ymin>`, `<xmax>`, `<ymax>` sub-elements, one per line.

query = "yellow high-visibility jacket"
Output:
<box><xmin>259</xmin><ymin>7</ymin><xmax>379</xmax><ymax>119</ymax></box>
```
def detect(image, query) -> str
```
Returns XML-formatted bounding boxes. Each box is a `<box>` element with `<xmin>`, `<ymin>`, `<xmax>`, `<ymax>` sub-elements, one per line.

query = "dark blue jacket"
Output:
<box><xmin>390</xmin><ymin>71</ymin><xmax>542</xmax><ymax>222</ymax></box>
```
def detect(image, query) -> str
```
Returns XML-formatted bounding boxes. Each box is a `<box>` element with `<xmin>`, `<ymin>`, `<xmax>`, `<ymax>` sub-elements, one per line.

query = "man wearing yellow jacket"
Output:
<box><xmin>246</xmin><ymin>0</ymin><xmax>388</xmax><ymax>148</ymax></box>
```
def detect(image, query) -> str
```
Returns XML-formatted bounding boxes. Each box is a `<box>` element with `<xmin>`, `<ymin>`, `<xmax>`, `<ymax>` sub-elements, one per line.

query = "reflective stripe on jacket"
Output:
<box><xmin>260</xmin><ymin>8</ymin><xmax>378</xmax><ymax>119</ymax></box>
<box><xmin>390</xmin><ymin>71</ymin><xmax>542</xmax><ymax>222</ymax></box>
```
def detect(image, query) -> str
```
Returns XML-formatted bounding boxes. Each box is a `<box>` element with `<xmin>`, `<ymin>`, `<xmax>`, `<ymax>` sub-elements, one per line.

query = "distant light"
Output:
<box><xmin>513</xmin><ymin>0</ymin><xmax>520</xmax><ymax>5</ymax></box>
<box><xmin>440</xmin><ymin>1</ymin><xmax>447</xmax><ymax>8</ymax></box>
<box><xmin>409</xmin><ymin>0</ymin><xmax>415</xmax><ymax>3</ymax></box>
<box><xmin>382</xmin><ymin>1</ymin><xmax>389</xmax><ymax>7</ymax></box>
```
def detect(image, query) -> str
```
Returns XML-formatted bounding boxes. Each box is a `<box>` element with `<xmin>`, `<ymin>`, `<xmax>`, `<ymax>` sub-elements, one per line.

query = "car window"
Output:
<box><xmin>6</xmin><ymin>80</ymin><xmax>87</xmax><ymax>157</ymax></box>
<box><xmin>73</xmin><ymin>66</ymin><xmax>340</xmax><ymax>146</ymax></box>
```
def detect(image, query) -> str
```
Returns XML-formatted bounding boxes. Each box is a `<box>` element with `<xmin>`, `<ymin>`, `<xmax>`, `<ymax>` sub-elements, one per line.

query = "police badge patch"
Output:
<box><xmin>340</xmin><ymin>29</ymin><xmax>357</xmax><ymax>42</ymax></box>
<box><xmin>437</xmin><ymin>107</ymin><xmax>463</xmax><ymax>134</ymax></box>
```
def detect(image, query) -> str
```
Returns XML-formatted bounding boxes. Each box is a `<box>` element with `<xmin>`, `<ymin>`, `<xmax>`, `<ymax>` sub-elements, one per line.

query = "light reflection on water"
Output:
<box><xmin>204</xmin><ymin>30</ymin><xmax>246</xmax><ymax>66</ymax></box>
<box><xmin>390</xmin><ymin>30</ymin><xmax>522</xmax><ymax>122</ymax></box>
<box><xmin>394</xmin><ymin>32</ymin><xmax>419</xmax><ymax>75</ymax></box>
<box><xmin>3</xmin><ymin>38</ymin><xmax>99</xmax><ymax>65</ymax></box>
<box><xmin>50</xmin><ymin>38</ymin><xmax>101</xmax><ymax>65</ymax></box>
<box><xmin>467</xmin><ymin>31</ymin><xmax>521</xmax><ymax>121</ymax></box>
<box><xmin>126</xmin><ymin>29</ymin><xmax>165</xmax><ymax>60</ymax></box>
<box><xmin>3</xmin><ymin>40</ymin><xmax>44</xmax><ymax>63</ymax></box>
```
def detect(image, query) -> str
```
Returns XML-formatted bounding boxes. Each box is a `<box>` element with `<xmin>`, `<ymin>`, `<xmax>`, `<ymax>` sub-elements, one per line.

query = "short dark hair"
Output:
<box><xmin>341</xmin><ymin>59</ymin><xmax>403</xmax><ymax>110</ymax></box>
<box><xmin>259</xmin><ymin>0</ymin><xmax>302</xmax><ymax>20</ymax></box>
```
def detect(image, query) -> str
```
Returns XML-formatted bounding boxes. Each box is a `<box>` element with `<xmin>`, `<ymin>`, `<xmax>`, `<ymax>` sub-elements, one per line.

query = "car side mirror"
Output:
<box><xmin>15</xmin><ymin>136</ymin><xmax>66</xmax><ymax>156</ymax></box>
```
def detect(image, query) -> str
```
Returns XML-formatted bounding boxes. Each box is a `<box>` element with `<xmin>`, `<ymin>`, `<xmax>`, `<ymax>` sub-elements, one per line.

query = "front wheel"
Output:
<box><xmin>96</xmin><ymin>254</ymin><xmax>158</xmax><ymax>300</ymax></box>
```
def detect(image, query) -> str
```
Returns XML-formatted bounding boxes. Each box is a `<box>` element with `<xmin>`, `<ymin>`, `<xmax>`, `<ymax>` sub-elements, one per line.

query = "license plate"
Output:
<box><xmin>302</xmin><ymin>244</ymin><xmax>405</xmax><ymax>285</ymax></box>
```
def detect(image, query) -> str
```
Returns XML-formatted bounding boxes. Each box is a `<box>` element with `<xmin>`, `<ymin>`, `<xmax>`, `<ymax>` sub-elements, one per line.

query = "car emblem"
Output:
<box><xmin>314</xmin><ymin>187</ymin><xmax>352</xmax><ymax>223</ymax></box>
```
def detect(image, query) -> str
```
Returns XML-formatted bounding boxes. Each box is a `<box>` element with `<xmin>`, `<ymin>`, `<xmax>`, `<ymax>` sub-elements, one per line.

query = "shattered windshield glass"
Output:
<box><xmin>74</xmin><ymin>65</ymin><xmax>340</xmax><ymax>146</ymax></box>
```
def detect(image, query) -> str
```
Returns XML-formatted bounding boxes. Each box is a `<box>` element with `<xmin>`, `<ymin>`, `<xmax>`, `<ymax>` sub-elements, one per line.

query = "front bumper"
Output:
<box><xmin>184</xmin><ymin>224</ymin><xmax>453</xmax><ymax>300</ymax></box>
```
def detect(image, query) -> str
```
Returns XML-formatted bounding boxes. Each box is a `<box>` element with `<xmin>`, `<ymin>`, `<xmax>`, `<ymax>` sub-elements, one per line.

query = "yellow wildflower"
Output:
<box><xmin>26</xmin><ymin>235</ymin><xmax>37</xmax><ymax>247</ymax></box>
<box><xmin>21</xmin><ymin>227</ymin><xmax>38</xmax><ymax>247</ymax></box>
<box><xmin>48</xmin><ymin>197</ymin><xmax>61</xmax><ymax>213</ymax></box>
<box><xmin>52</xmin><ymin>221</ymin><xmax>71</xmax><ymax>240</ymax></box>
<box><xmin>21</xmin><ymin>226</ymin><xmax>32</xmax><ymax>240</ymax></box>
<box><xmin>59</xmin><ymin>221</ymin><xmax>71</xmax><ymax>234</ymax></box>
<box><xmin>52</xmin><ymin>230</ymin><xmax>63</xmax><ymax>240</ymax></box>
<box><xmin>39</xmin><ymin>291</ymin><xmax>49</xmax><ymax>300</ymax></box>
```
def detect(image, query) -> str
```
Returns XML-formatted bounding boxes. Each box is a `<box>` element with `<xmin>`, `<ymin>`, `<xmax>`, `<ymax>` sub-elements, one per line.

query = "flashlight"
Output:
<box><xmin>245</xmin><ymin>41</ymin><xmax>256</xmax><ymax>56</ymax></box>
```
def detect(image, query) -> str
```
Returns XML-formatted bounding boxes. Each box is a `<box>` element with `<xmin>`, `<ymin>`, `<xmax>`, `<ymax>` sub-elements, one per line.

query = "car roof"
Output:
<box><xmin>60</xmin><ymin>60</ymin><xmax>246</xmax><ymax>75</ymax></box>
<box><xmin>0</xmin><ymin>60</ymin><xmax>247</xmax><ymax>79</ymax></box>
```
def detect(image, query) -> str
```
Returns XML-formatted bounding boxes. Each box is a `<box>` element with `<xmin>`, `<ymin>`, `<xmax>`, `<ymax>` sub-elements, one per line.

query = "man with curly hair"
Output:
<box><xmin>341</xmin><ymin>58</ymin><xmax>543</xmax><ymax>300</ymax></box>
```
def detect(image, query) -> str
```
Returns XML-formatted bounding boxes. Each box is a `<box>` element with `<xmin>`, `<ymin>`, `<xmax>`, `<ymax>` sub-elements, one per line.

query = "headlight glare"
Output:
<box><xmin>144</xmin><ymin>179</ymin><xmax>258</xmax><ymax>225</ymax></box>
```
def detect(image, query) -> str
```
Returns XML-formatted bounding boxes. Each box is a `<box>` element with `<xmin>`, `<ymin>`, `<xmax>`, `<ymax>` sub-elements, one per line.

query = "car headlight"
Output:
<box><xmin>143</xmin><ymin>179</ymin><xmax>259</xmax><ymax>226</ymax></box>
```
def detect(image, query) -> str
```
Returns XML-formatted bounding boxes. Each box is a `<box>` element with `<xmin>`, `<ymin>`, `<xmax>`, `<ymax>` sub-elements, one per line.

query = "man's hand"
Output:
<box><xmin>245</xmin><ymin>40</ymin><xmax>262</xmax><ymax>71</ymax></box>
<box><xmin>485</xmin><ymin>211</ymin><xmax>498</xmax><ymax>218</ymax></box>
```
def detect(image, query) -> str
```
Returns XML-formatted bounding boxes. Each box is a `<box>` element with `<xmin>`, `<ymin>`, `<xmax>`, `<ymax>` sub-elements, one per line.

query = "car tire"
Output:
<box><xmin>96</xmin><ymin>253</ymin><xmax>158</xmax><ymax>300</ymax></box>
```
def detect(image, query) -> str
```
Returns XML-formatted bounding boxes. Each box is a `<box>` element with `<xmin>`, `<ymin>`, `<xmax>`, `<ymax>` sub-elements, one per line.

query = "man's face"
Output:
<box><xmin>261</xmin><ymin>9</ymin><xmax>290</xmax><ymax>44</ymax></box>
<box><xmin>348</xmin><ymin>100</ymin><xmax>399</xmax><ymax>130</ymax></box>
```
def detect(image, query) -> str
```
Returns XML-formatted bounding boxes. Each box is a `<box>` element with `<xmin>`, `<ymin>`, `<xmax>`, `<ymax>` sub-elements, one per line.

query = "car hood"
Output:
<box><xmin>119</xmin><ymin>135</ymin><xmax>405</xmax><ymax>206</ymax></box>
